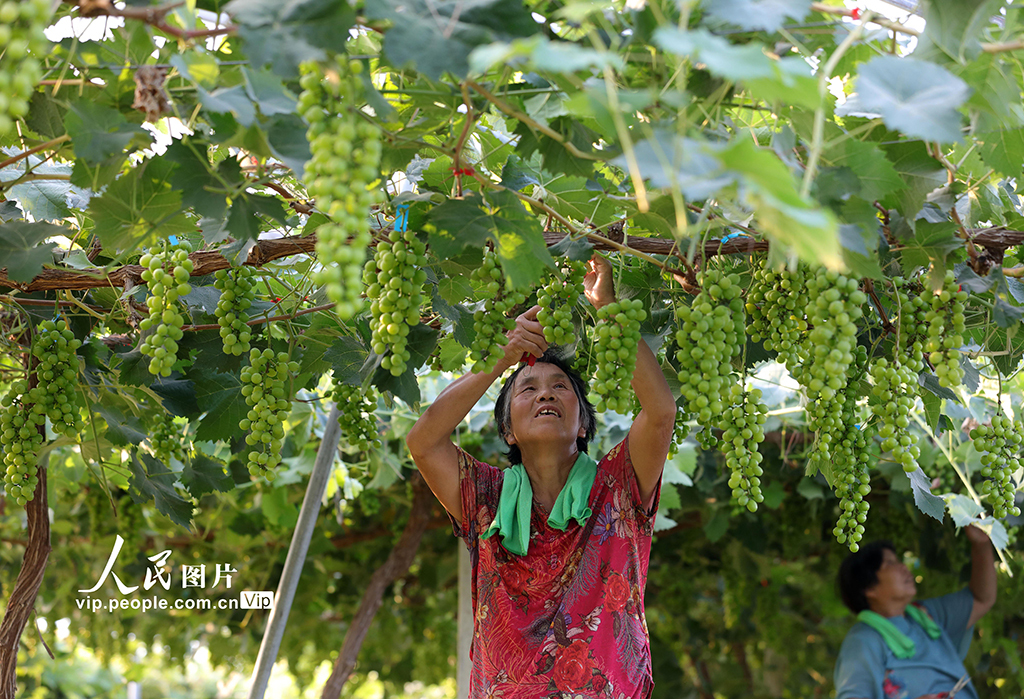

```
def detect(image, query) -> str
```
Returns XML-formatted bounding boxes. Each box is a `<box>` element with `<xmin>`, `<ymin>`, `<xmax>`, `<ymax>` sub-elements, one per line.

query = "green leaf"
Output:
<box><xmin>0</xmin><ymin>154</ymin><xmax>73</xmax><ymax>221</ymax></box>
<box><xmin>974</xmin><ymin>517</ymin><xmax>1009</xmax><ymax>549</ymax></box>
<box><xmin>0</xmin><ymin>221</ymin><xmax>64</xmax><ymax>281</ymax></box>
<box><xmin>717</xmin><ymin>138</ymin><xmax>840</xmax><ymax>268</ymax></box>
<box><xmin>653</xmin><ymin>28</ymin><xmax>774</xmax><ymax>81</ymax></box>
<box><xmin>898</xmin><ymin>220</ymin><xmax>961</xmax><ymax>273</ymax></box>
<box><xmin>830</xmin><ymin>140</ymin><xmax>906</xmax><ymax>202</ymax></box>
<box><xmin>907</xmin><ymin>465</ymin><xmax>945</xmax><ymax>522</ymax></box>
<box><xmin>90</xmin><ymin>158</ymin><xmax>195</xmax><ymax>253</ymax></box>
<box><xmin>227</xmin><ymin>0</ymin><xmax>357</xmax><ymax>77</ymax></box>
<box><xmin>703</xmin><ymin>507</ymin><xmax>729</xmax><ymax>542</ymax></box>
<box><xmin>261</xmin><ymin>486</ymin><xmax>298</xmax><ymax>528</ymax></box>
<box><xmin>25</xmin><ymin>91</ymin><xmax>66</xmax><ymax>140</ymax></box>
<box><xmin>95</xmin><ymin>405</ymin><xmax>149</xmax><ymax>446</ymax></box>
<box><xmin>434</xmin><ymin>336</ymin><xmax>469</xmax><ymax>372</ymax></box>
<box><xmin>427</xmin><ymin>191</ymin><xmax>554</xmax><ymax>289</ymax></box>
<box><xmin>64</xmin><ymin>101</ymin><xmax>150</xmax><ymax>166</ymax></box>
<box><xmin>199</xmin><ymin>85</ymin><xmax>256</xmax><ymax>127</ymax></box>
<box><xmin>514</xmin><ymin>117</ymin><xmax>601</xmax><ymax>179</ymax></box>
<box><xmin>470</xmin><ymin>36</ymin><xmax>624</xmax><ymax>76</ymax></box>
<box><xmin>129</xmin><ymin>452</ymin><xmax>194</xmax><ymax>528</ymax></box>
<box><xmin>917</xmin><ymin>0</ymin><xmax>1005</xmax><ymax>64</ymax></box>
<box><xmin>165</xmin><ymin>140</ymin><xmax>238</xmax><ymax>220</ymax></box>
<box><xmin>704</xmin><ymin>0</ymin><xmax>811</xmax><ymax>32</ymax></box>
<box><xmin>848</xmin><ymin>56</ymin><xmax>970</xmax><ymax>143</ymax></box>
<box><xmin>266</xmin><ymin>113</ymin><xmax>312</xmax><ymax>180</ymax></box>
<box><xmin>617</xmin><ymin>132</ymin><xmax>731</xmax><ymax>200</ymax></box>
<box><xmin>192</xmin><ymin>369</ymin><xmax>247</xmax><ymax>442</ymax></box>
<box><xmin>224</xmin><ymin>194</ymin><xmax>290</xmax><ymax>244</ymax></box>
<box><xmin>921</xmin><ymin>389</ymin><xmax>942</xmax><ymax>434</ymax></box>
<box><xmin>243</xmin><ymin>67</ymin><xmax>296</xmax><ymax>116</ymax></box>
<box><xmin>975</xmin><ymin>127</ymin><xmax>1024</xmax><ymax>177</ymax></box>
<box><xmin>880</xmin><ymin>141</ymin><xmax>947</xmax><ymax>218</ymax></box>
<box><xmin>181</xmin><ymin>454</ymin><xmax>234</xmax><ymax>498</ymax></box>
<box><xmin>946</xmin><ymin>494</ymin><xmax>985</xmax><ymax>527</ymax></box>
<box><xmin>366</xmin><ymin>0</ymin><xmax>537</xmax><ymax>81</ymax></box>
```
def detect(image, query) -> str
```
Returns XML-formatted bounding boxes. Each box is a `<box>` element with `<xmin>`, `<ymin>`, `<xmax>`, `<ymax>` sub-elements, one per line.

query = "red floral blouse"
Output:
<box><xmin>452</xmin><ymin>438</ymin><xmax>661</xmax><ymax>699</ymax></box>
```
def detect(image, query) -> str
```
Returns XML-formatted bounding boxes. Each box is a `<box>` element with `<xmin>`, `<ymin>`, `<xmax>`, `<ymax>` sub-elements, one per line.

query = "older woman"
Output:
<box><xmin>833</xmin><ymin>526</ymin><xmax>997</xmax><ymax>699</ymax></box>
<box><xmin>406</xmin><ymin>255</ymin><xmax>676</xmax><ymax>698</ymax></box>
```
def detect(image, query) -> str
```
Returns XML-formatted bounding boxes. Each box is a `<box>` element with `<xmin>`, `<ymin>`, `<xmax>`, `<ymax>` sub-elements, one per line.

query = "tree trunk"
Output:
<box><xmin>0</xmin><ymin>457</ymin><xmax>50</xmax><ymax>699</ymax></box>
<box><xmin>320</xmin><ymin>473</ymin><xmax>435</xmax><ymax>699</ymax></box>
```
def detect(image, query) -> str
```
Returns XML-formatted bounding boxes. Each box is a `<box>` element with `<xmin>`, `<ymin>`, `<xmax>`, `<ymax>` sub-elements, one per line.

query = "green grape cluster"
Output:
<box><xmin>214</xmin><ymin>266</ymin><xmax>256</xmax><ymax>356</ymax></box>
<box><xmin>667</xmin><ymin>406</ymin><xmax>691</xmax><ymax>457</ymax></box>
<box><xmin>971</xmin><ymin>414</ymin><xmax>1024</xmax><ymax>518</ymax></box>
<box><xmin>538</xmin><ymin>260</ymin><xmax>585</xmax><ymax>346</ymax></box>
<box><xmin>675</xmin><ymin>269</ymin><xmax>744</xmax><ymax>448</ymax></box>
<box><xmin>333</xmin><ymin>383</ymin><xmax>381</xmax><ymax>451</ymax></box>
<box><xmin>792</xmin><ymin>269</ymin><xmax>866</xmax><ymax>459</ymax></box>
<box><xmin>870</xmin><ymin>357</ymin><xmax>921</xmax><ymax>473</ymax></box>
<box><xmin>0</xmin><ymin>0</ymin><xmax>51</xmax><ymax>135</ymax></box>
<box><xmin>746</xmin><ymin>261</ymin><xmax>808</xmax><ymax>370</ymax></box>
<box><xmin>833</xmin><ymin>347</ymin><xmax>872</xmax><ymax>551</ymax></box>
<box><xmin>592</xmin><ymin>298</ymin><xmax>646</xmax><ymax>413</ymax></box>
<box><xmin>139</xmin><ymin>240</ymin><xmax>193</xmax><ymax>377</ymax></box>
<box><xmin>28</xmin><ymin>320</ymin><xmax>83</xmax><ymax>437</ymax></box>
<box><xmin>239</xmin><ymin>349</ymin><xmax>298</xmax><ymax>479</ymax></box>
<box><xmin>719</xmin><ymin>384</ymin><xmax>768</xmax><ymax>511</ymax></box>
<box><xmin>893</xmin><ymin>278</ymin><xmax>929</xmax><ymax>374</ymax></box>
<box><xmin>150</xmin><ymin>411</ymin><xmax>187</xmax><ymax>464</ymax></box>
<box><xmin>298</xmin><ymin>57</ymin><xmax>383</xmax><ymax>319</ymax></box>
<box><xmin>365</xmin><ymin>228</ymin><xmax>429</xmax><ymax>376</ymax></box>
<box><xmin>469</xmin><ymin>248</ymin><xmax>527</xmax><ymax>374</ymax></box>
<box><xmin>0</xmin><ymin>387</ymin><xmax>44</xmax><ymax>505</ymax></box>
<box><xmin>923</xmin><ymin>271</ymin><xmax>967</xmax><ymax>389</ymax></box>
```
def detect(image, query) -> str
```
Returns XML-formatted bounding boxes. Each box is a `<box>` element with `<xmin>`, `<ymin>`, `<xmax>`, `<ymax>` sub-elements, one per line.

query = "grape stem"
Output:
<box><xmin>0</xmin><ymin>136</ymin><xmax>71</xmax><ymax>171</ymax></box>
<box><xmin>179</xmin><ymin>302</ymin><xmax>335</xmax><ymax>332</ymax></box>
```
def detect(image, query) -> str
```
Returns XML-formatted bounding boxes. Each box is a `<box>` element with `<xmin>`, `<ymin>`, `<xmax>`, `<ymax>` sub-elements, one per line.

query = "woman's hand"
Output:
<box><xmin>497</xmin><ymin>305</ymin><xmax>549</xmax><ymax>371</ymax></box>
<box><xmin>583</xmin><ymin>254</ymin><xmax>616</xmax><ymax>310</ymax></box>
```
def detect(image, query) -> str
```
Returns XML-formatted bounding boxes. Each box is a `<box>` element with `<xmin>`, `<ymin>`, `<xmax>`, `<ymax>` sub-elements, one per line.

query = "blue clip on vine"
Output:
<box><xmin>394</xmin><ymin>204</ymin><xmax>410</xmax><ymax>234</ymax></box>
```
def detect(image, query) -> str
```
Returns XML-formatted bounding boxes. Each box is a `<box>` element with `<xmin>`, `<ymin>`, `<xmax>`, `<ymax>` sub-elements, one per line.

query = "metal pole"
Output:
<box><xmin>456</xmin><ymin>543</ymin><xmax>472</xmax><ymax>699</ymax></box>
<box><xmin>247</xmin><ymin>403</ymin><xmax>342</xmax><ymax>699</ymax></box>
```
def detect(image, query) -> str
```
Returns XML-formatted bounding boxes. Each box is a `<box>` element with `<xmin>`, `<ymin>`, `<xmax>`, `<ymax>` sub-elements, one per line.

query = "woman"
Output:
<box><xmin>406</xmin><ymin>255</ymin><xmax>676</xmax><ymax>698</ymax></box>
<box><xmin>833</xmin><ymin>526</ymin><xmax>997</xmax><ymax>699</ymax></box>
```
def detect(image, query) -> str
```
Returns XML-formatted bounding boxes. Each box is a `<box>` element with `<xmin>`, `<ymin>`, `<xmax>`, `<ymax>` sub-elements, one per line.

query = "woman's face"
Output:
<box><xmin>505</xmin><ymin>362</ymin><xmax>585</xmax><ymax>452</ymax></box>
<box><xmin>865</xmin><ymin>548</ymin><xmax>917</xmax><ymax>611</ymax></box>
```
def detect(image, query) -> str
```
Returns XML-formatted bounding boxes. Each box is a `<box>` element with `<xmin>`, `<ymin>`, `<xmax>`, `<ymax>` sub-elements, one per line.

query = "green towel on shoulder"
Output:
<box><xmin>857</xmin><ymin>604</ymin><xmax>942</xmax><ymax>658</ymax></box>
<box><xmin>482</xmin><ymin>451</ymin><xmax>597</xmax><ymax>556</ymax></box>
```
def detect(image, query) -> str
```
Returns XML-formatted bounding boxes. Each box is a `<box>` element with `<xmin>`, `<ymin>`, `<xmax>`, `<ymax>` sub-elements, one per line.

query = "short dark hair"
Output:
<box><xmin>493</xmin><ymin>348</ymin><xmax>597</xmax><ymax>466</ymax></box>
<box><xmin>837</xmin><ymin>540</ymin><xmax>897</xmax><ymax>614</ymax></box>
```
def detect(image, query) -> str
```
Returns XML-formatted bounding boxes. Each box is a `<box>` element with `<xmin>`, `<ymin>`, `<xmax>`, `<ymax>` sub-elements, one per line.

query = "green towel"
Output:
<box><xmin>857</xmin><ymin>604</ymin><xmax>942</xmax><ymax>659</ymax></box>
<box><xmin>482</xmin><ymin>452</ymin><xmax>598</xmax><ymax>556</ymax></box>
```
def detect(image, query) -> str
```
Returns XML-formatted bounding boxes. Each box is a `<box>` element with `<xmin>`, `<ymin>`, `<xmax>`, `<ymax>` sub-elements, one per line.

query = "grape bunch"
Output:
<box><xmin>893</xmin><ymin>277</ymin><xmax>929</xmax><ymax>374</ymax></box>
<box><xmin>923</xmin><ymin>270</ymin><xmax>967</xmax><ymax>389</ymax></box>
<box><xmin>28</xmin><ymin>320</ymin><xmax>84</xmax><ymax>437</ymax></box>
<box><xmin>833</xmin><ymin>347</ymin><xmax>872</xmax><ymax>551</ymax></box>
<box><xmin>792</xmin><ymin>269</ymin><xmax>866</xmax><ymax>459</ymax></box>
<box><xmin>332</xmin><ymin>383</ymin><xmax>381</xmax><ymax>452</ymax></box>
<box><xmin>0</xmin><ymin>386</ymin><xmax>44</xmax><ymax>505</ymax></box>
<box><xmin>139</xmin><ymin>240</ymin><xmax>193</xmax><ymax>377</ymax></box>
<box><xmin>870</xmin><ymin>357</ymin><xmax>920</xmax><ymax>473</ymax></box>
<box><xmin>746</xmin><ymin>261</ymin><xmax>809</xmax><ymax>370</ymax></box>
<box><xmin>469</xmin><ymin>248</ymin><xmax>527</xmax><ymax>374</ymax></box>
<box><xmin>0</xmin><ymin>0</ymin><xmax>51</xmax><ymax>135</ymax></box>
<box><xmin>675</xmin><ymin>269</ymin><xmax>744</xmax><ymax>448</ymax></box>
<box><xmin>971</xmin><ymin>414</ymin><xmax>1023</xmax><ymax>518</ymax></box>
<box><xmin>214</xmin><ymin>266</ymin><xmax>256</xmax><ymax>356</ymax></box>
<box><xmin>592</xmin><ymin>298</ymin><xmax>646</xmax><ymax>413</ymax></box>
<box><xmin>667</xmin><ymin>406</ymin><xmax>691</xmax><ymax>457</ymax></box>
<box><xmin>538</xmin><ymin>260</ymin><xmax>585</xmax><ymax>346</ymax></box>
<box><xmin>150</xmin><ymin>411</ymin><xmax>187</xmax><ymax>465</ymax></box>
<box><xmin>365</xmin><ymin>227</ymin><xmax>429</xmax><ymax>376</ymax></box>
<box><xmin>299</xmin><ymin>57</ymin><xmax>384</xmax><ymax>319</ymax></box>
<box><xmin>719</xmin><ymin>383</ymin><xmax>768</xmax><ymax>512</ymax></box>
<box><xmin>239</xmin><ymin>349</ymin><xmax>298</xmax><ymax>479</ymax></box>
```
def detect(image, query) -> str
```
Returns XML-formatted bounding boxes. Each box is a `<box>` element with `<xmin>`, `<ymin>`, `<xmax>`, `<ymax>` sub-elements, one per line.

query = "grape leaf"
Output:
<box><xmin>907</xmin><ymin>465</ymin><xmax>946</xmax><ymax>522</ymax></box>
<box><xmin>0</xmin><ymin>221</ymin><xmax>64</xmax><ymax>281</ymax></box>
<box><xmin>848</xmin><ymin>56</ymin><xmax>970</xmax><ymax>143</ymax></box>
<box><xmin>128</xmin><ymin>452</ymin><xmax>194</xmax><ymax>528</ymax></box>
<box><xmin>181</xmin><ymin>455</ymin><xmax>234</xmax><ymax>498</ymax></box>
<box><xmin>704</xmin><ymin>0</ymin><xmax>811</xmax><ymax>32</ymax></box>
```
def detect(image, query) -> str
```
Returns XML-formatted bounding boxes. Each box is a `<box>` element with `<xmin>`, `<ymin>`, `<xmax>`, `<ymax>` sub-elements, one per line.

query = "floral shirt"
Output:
<box><xmin>452</xmin><ymin>438</ymin><xmax>660</xmax><ymax>699</ymax></box>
